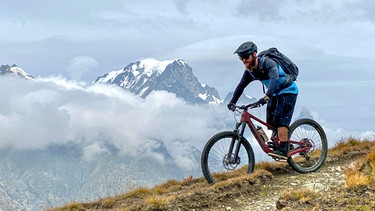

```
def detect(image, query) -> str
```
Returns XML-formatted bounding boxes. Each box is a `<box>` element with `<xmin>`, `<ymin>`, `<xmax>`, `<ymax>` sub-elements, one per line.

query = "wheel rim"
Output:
<box><xmin>205</xmin><ymin>135</ymin><xmax>251</xmax><ymax>183</ymax></box>
<box><xmin>289</xmin><ymin>123</ymin><xmax>325</xmax><ymax>169</ymax></box>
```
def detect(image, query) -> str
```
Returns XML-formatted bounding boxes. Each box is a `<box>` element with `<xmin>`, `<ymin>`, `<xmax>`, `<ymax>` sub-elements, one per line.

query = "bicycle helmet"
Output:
<box><xmin>234</xmin><ymin>41</ymin><xmax>258</xmax><ymax>56</ymax></box>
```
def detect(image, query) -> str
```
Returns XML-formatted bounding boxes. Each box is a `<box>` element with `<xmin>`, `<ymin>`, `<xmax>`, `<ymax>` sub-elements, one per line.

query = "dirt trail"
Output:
<box><xmin>232</xmin><ymin>152</ymin><xmax>370</xmax><ymax>211</ymax></box>
<box><xmin>240</xmin><ymin>160</ymin><xmax>347</xmax><ymax>210</ymax></box>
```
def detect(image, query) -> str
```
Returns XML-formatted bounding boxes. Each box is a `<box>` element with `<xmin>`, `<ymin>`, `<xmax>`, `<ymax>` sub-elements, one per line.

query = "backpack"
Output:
<box><xmin>258</xmin><ymin>47</ymin><xmax>299</xmax><ymax>81</ymax></box>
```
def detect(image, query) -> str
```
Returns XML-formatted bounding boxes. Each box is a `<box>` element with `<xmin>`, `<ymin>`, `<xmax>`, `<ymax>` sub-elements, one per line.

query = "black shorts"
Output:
<box><xmin>266</xmin><ymin>94</ymin><xmax>297</xmax><ymax>128</ymax></box>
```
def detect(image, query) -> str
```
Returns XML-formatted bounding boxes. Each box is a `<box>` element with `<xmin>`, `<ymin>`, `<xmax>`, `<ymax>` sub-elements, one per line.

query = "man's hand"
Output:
<box><xmin>257</xmin><ymin>96</ymin><xmax>269</xmax><ymax>105</ymax></box>
<box><xmin>227</xmin><ymin>103</ymin><xmax>236</xmax><ymax>111</ymax></box>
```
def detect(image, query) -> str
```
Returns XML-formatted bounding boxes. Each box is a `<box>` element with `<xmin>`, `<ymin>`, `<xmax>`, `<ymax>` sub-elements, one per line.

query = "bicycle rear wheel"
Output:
<box><xmin>287</xmin><ymin>118</ymin><xmax>328</xmax><ymax>173</ymax></box>
<box><xmin>201</xmin><ymin>131</ymin><xmax>255</xmax><ymax>184</ymax></box>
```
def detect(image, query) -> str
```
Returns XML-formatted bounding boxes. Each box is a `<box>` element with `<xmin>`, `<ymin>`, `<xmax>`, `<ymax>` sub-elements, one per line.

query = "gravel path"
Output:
<box><xmin>239</xmin><ymin>160</ymin><xmax>348</xmax><ymax>211</ymax></box>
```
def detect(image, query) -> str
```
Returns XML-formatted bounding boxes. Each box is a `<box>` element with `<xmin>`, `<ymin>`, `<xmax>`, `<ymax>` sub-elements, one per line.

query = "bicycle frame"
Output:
<box><xmin>230</xmin><ymin>107</ymin><xmax>313</xmax><ymax>161</ymax></box>
<box><xmin>239</xmin><ymin>109</ymin><xmax>276</xmax><ymax>153</ymax></box>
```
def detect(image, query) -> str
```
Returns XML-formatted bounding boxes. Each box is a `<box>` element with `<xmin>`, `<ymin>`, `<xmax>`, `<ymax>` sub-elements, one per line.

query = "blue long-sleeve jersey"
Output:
<box><xmin>230</xmin><ymin>56</ymin><xmax>298</xmax><ymax>104</ymax></box>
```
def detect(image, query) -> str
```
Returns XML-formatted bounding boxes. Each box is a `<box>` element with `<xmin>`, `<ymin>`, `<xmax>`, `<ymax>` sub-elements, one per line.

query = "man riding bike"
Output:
<box><xmin>227</xmin><ymin>41</ymin><xmax>298</xmax><ymax>159</ymax></box>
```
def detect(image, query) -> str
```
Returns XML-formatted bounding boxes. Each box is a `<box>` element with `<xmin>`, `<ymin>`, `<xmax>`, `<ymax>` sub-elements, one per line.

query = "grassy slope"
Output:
<box><xmin>49</xmin><ymin>138</ymin><xmax>375</xmax><ymax>211</ymax></box>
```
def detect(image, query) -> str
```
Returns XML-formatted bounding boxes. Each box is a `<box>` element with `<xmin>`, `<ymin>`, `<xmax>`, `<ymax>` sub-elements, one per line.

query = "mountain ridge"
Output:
<box><xmin>95</xmin><ymin>58</ymin><xmax>222</xmax><ymax>105</ymax></box>
<box><xmin>0</xmin><ymin>64</ymin><xmax>33</xmax><ymax>80</ymax></box>
<box><xmin>0</xmin><ymin>60</ymin><xmax>234</xmax><ymax>106</ymax></box>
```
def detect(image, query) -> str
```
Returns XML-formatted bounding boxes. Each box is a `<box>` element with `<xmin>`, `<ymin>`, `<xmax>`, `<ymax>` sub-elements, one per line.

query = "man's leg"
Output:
<box><xmin>277</xmin><ymin>126</ymin><xmax>290</xmax><ymax>157</ymax></box>
<box><xmin>268</xmin><ymin>94</ymin><xmax>297</xmax><ymax>159</ymax></box>
<box><xmin>278</xmin><ymin>126</ymin><xmax>288</xmax><ymax>142</ymax></box>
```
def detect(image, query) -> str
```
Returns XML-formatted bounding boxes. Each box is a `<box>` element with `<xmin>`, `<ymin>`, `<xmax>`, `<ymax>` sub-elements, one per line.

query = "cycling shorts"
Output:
<box><xmin>266</xmin><ymin>94</ymin><xmax>297</xmax><ymax>128</ymax></box>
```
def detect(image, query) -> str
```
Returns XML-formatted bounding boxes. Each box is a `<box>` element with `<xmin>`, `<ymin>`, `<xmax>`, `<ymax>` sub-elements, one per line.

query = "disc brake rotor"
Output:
<box><xmin>301</xmin><ymin>138</ymin><xmax>315</xmax><ymax>153</ymax></box>
<box><xmin>223</xmin><ymin>153</ymin><xmax>240</xmax><ymax>170</ymax></box>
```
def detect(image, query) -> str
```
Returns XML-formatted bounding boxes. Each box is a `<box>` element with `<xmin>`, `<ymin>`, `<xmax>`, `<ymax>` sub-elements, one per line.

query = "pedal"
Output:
<box><xmin>271</xmin><ymin>156</ymin><xmax>287</xmax><ymax>162</ymax></box>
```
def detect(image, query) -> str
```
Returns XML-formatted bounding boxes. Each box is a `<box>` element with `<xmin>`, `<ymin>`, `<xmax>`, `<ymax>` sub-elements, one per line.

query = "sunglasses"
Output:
<box><xmin>239</xmin><ymin>53</ymin><xmax>251</xmax><ymax>60</ymax></box>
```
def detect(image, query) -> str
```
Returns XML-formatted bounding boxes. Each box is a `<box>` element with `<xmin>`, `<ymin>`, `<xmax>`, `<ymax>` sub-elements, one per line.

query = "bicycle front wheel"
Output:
<box><xmin>201</xmin><ymin>131</ymin><xmax>255</xmax><ymax>184</ymax></box>
<box><xmin>287</xmin><ymin>118</ymin><xmax>328</xmax><ymax>173</ymax></box>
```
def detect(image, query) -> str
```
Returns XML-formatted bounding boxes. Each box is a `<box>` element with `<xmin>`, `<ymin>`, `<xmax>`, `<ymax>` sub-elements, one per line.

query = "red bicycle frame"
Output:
<box><xmin>239</xmin><ymin>109</ymin><xmax>312</xmax><ymax>157</ymax></box>
<box><xmin>240</xmin><ymin>109</ymin><xmax>276</xmax><ymax>153</ymax></box>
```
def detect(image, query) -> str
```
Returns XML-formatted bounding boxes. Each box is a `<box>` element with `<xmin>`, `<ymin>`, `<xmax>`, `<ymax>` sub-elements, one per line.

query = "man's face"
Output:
<box><xmin>239</xmin><ymin>52</ymin><xmax>257</xmax><ymax>70</ymax></box>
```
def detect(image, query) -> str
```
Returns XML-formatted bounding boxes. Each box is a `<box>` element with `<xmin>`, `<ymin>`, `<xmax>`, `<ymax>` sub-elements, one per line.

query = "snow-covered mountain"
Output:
<box><xmin>0</xmin><ymin>64</ymin><xmax>33</xmax><ymax>80</ymax></box>
<box><xmin>95</xmin><ymin>58</ymin><xmax>222</xmax><ymax>105</ymax></box>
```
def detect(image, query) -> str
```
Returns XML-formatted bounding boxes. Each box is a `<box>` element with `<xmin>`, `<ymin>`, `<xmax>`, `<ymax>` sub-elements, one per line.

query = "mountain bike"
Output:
<box><xmin>201</xmin><ymin>101</ymin><xmax>328</xmax><ymax>184</ymax></box>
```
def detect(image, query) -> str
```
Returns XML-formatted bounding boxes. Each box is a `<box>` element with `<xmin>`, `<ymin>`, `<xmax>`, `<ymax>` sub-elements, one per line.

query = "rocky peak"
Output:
<box><xmin>0</xmin><ymin>64</ymin><xmax>33</xmax><ymax>80</ymax></box>
<box><xmin>95</xmin><ymin>58</ymin><xmax>222</xmax><ymax>105</ymax></box>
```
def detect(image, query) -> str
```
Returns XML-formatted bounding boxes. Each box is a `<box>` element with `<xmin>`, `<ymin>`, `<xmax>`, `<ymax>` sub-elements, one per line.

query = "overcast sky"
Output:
<box><xmin>1</xmin><ymin>1</ymin><xmax>375</xmax><ymax>163</ymax></box>
<box><xmin>2</xmin><ymin>1</ymin><xmax>375</xmax><ymax>86</ymax></box>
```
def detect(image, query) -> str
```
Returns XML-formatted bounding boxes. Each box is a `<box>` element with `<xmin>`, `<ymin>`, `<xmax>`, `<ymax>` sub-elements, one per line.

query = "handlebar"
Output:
<box><xmin>234</xmin><ymin>101</ymin><xmax>263</xmax><ymax>110</ymax></box>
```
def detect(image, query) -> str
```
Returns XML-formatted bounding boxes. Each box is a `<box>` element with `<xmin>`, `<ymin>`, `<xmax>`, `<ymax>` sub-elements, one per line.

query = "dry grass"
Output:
<box><xmin>211</xmin><ymin>169</ymin><xmax>273</xmax><ymax>191</ymax></box>
<box><xmin>255</xmin><ymin>160</ymin><xmax>290</xmax><ymax>174</ymax></box>
<box><xmin>63</xmin><ymin>202</ymin><xmax>85</xmax><ymax>211</ymax></box>
<box><xmin>345</xmin><ymin>147</ymin><xmax>375</xmax><ymax>190</ymax></box>
<box><xmin>123</xmin><ymin>186</ymin><xmax>152</xmax><ymax>198</ymax></box>
<box><xmin>329</xmin><ymin>137</ymin><xmax>374</xmax><ymax>157</ymax></box>
<box><xmin>277</xmin><ymin>189</ymin><xmax>323</xmax><ymax>211</ymax></box>
<box><xmin>368</xmin><ymin>148</ymin><xmax>375</xmax><ymax>179</ymax></box>
<box><xmin>346</xmin><ymin>169</ymin><xmax>371</xmax><ymax>188</ymax></box>
<box><xmin>281</xmin><ymin>189</ymin><xmax>318</xmax><ymax>202</ymax></box>
<box><xmin>144</xmin><ymin>195</ymin><xmax>174</xmax><ymax>209</ymax></box>
<box><xmin>153</xmin><ymin>179</ymin><xmax>181</xmax><ymax>193</ymax></box>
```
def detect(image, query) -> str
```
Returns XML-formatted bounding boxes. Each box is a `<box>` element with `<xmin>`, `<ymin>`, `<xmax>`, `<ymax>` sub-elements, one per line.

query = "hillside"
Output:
<box><xmin>49</xmin><ymin>137</ymin><xmax>375</xmax><ymax>211</ymax></box>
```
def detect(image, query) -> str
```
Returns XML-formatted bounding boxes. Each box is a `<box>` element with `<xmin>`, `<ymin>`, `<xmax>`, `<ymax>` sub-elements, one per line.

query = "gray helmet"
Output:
<box><xmin>234</xmin><ymin>41</ymin><xmax>257</xmax><ymax>56</ymax></box>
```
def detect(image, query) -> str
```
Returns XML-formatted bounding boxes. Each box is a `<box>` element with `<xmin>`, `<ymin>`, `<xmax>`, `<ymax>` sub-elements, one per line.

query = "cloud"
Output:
<box><xmin>0</xmin><ymin>76</ymin><xmax>227</xmax><ymax>168</ymax></box>
<box><xmin>67</xmin><ymin>56</ymin><xmax>99</xmax><ymax>80</ymax></box>
<box><xmin>1</xmin><ymin>75</ymin><xmax>373</xmax><ymax>168</ymax></box>
<box><xmin>173</xmin><ymin>0</ymin><xmax>189</xmax><ymax>14</ymax></box>
<box><xmin>235</xmin><ymin>0</ymin><xmax>282</xmax><ymax>20</ymax></box>
<box><xmin>232</xmin><ymin>0</ymin><xmax>375</xmax><ymax>24</ymax></box>
<box><xmin>82</xmin><ymin>142</ymin><xmax>110</xmax><ymax>162</ymax></box>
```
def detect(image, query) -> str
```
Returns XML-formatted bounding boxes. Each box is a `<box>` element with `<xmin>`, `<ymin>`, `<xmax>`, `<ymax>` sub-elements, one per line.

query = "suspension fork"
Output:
<box><xmin>228</xmin><ymin>122</ymin><xmax>246</xmax><ymax>163</ymax></box>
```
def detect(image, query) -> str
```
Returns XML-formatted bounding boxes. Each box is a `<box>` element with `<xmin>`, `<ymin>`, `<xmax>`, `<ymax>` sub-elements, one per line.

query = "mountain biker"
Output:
<box><xmin>227</xmin><ymin>41</ymin><xmax>298</xmax><ymax>159</ymax></box>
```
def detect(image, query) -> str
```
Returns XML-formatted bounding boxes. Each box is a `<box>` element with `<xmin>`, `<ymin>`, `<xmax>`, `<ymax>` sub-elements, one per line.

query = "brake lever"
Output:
<box><xmin>249</xmin><ymin>102</ymin><xmax>261</xmax><ymax>109</ymax></box>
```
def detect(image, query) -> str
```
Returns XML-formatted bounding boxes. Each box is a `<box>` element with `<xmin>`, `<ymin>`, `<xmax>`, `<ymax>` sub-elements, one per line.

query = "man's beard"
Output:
<box><xmin>248</xmin><ymin>59</ymin><xmax>257</xmax><ymax>70</ymax></box>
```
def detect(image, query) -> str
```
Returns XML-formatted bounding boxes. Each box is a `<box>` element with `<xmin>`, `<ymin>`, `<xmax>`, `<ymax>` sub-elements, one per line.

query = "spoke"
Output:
<box><xmin>288</xmin><ymin>120</ymin><xmax>327</xmax><ymax>172</ymax></box>
<box><xmin>202</xmin><ymin>131</ymin><xmax>255</xmax><ymax>184</ymax></box>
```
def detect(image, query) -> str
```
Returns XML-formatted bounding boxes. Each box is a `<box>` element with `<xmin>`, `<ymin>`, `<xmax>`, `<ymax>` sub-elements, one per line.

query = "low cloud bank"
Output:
<box><xmin>1</xmin><ymin>76</ymin><xmax>372</xmax><ymax>169</ymax></box>
<box><xmin>0</xmin><ymin>76</ymin><xmax>228</xmax><ymax>169</ymax></box>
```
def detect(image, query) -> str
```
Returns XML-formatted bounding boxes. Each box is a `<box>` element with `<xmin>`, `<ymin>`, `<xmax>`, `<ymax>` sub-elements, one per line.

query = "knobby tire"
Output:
<box><xmin>287</xmin><ymin>118</ymin><xmax>328</xmax><ymax>173</ymax></box>
<box><xmin>201</xmin><ymin>131</ymin><xmax>255</xmax><ymax>184</ymax></box>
